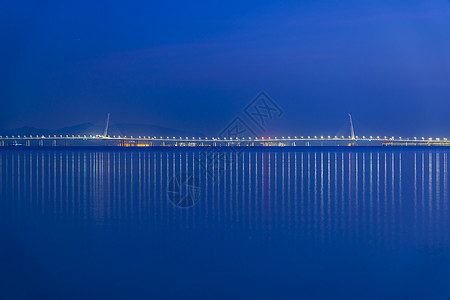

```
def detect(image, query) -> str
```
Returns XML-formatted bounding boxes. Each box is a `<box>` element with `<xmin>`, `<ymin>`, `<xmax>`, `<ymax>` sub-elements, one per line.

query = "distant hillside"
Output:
<box><xmin>0</xmin><ymin>126</ymin><xmax>53</xmax><ymax>137</ymax></box>
<box><xmin>0</xmin><ymin>123</ymin><xmax>205</xmax><ymax>138</ymax></box>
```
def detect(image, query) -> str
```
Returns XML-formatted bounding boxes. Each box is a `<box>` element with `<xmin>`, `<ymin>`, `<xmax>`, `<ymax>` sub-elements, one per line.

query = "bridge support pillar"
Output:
<box><xmin>52</xmin><ymin>140</ymin><xmax>57</xmax><ymax>147</ymax></box>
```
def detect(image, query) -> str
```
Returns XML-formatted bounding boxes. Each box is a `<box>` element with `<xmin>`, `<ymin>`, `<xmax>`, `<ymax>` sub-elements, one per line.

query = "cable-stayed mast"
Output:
<box><xmin>103</xmin><ymin>113</ymin><xmax>110</xmax><ymax>137</ymax></box>
<box><xmin>348</xmin><ymin>114</ymin><xmax>355</xmax><ymax>140</ymax></box>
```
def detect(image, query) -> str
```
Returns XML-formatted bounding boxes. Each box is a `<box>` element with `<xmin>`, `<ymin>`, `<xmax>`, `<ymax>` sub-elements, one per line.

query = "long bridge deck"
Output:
<box><xmin>1</xmin><ymin>135</ymin><xmax>450</xmax><ymax>147</ymax></box>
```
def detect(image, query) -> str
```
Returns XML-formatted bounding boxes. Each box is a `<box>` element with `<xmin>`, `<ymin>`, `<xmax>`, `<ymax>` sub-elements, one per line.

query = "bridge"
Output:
<box><xmin>2</xmin><ymin>114</ymin><xmax>449</xmax><ymax>147</ymax></box>
<box><xmin>1</xmin><ymin>135</ymin><xmax>450</xmax><ymax>147</ymax></box>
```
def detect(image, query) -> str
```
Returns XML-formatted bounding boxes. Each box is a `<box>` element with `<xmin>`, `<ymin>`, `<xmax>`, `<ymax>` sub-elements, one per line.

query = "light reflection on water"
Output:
<box><xmin>1</xmin><ymin>149</ymin><xmax>449</xmax><ymax>248</ymax></box>
<box><xmin>2</xmin><ymin>148</ymin><xmax>450</xmax><ymax>298</ymax></box>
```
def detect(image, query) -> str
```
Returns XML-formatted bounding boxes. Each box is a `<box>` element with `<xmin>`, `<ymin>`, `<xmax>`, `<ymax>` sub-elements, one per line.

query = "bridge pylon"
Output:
<box><xmin>348</xmin><ymin>114</ymin><xmax>356</xmax><ymax>140</ymax></box>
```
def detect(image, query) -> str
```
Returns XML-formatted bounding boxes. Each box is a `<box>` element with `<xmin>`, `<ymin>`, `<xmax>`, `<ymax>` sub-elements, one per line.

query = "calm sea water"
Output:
<box><xmin>1</xmin><ymin>148</ymin><xmax>450</xmax><ymax>299</ymax></box>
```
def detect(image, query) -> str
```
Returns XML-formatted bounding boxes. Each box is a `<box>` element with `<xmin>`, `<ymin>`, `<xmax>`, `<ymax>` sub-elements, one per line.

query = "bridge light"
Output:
<box><xmin>301</xmin><ymin>136</ymin><xmax>304</xmax><ymax>139</ymax></box>
<box><xmin>314</xmin><ymin>136</ymin><xmax>317</xmax><ymax>139</ymax></box>
<box><xmin>328</xmin><ymin>136</ymin><xmax>331</xmax><ymax>139</ymax></box>
<box><xmin>295</xmin><ymin>136</ymin><xmax>297</xmax><ymax>139</ymax></box>
<box><xmin>282</xmin><ymin>136</ymin><xmax>285</xmax><ymax>139</ymax></box>
<box><xmin>436</xmin><ymin>138</ymin><xmax>440</xmax><ymax>141</ymax></box>
<box><xmin>320</xmin><ymin>136</ymin><xmax>323</xmax><ymax>139</ymax></box>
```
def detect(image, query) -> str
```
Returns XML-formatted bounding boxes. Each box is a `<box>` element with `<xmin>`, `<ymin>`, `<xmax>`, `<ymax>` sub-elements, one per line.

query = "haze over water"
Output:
<box><xmin>1</xmin><ymin>148</ymin><xmax>450</xmax><ymax>299</ymax></box>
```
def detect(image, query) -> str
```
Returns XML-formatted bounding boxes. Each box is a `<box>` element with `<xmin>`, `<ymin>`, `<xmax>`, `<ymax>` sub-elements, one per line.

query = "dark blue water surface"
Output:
<box><xmin>1</xmin><ymin>148</ymin><xmax>450</xmax><ymax>299</ymax></box>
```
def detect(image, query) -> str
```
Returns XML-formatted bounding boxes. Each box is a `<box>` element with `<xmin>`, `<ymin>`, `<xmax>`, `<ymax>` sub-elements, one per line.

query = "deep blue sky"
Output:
<box><xmin>1</xmin><ymin>0</ymin><xmax>450</xmax><ymax>136</ymax></box>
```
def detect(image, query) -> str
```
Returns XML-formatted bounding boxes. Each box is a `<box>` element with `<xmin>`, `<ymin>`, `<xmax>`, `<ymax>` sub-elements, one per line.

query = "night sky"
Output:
<box><xmin>1</xmin><ymin>0</ymin><xmax>450</xmax><ymax>137</ymax></box>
